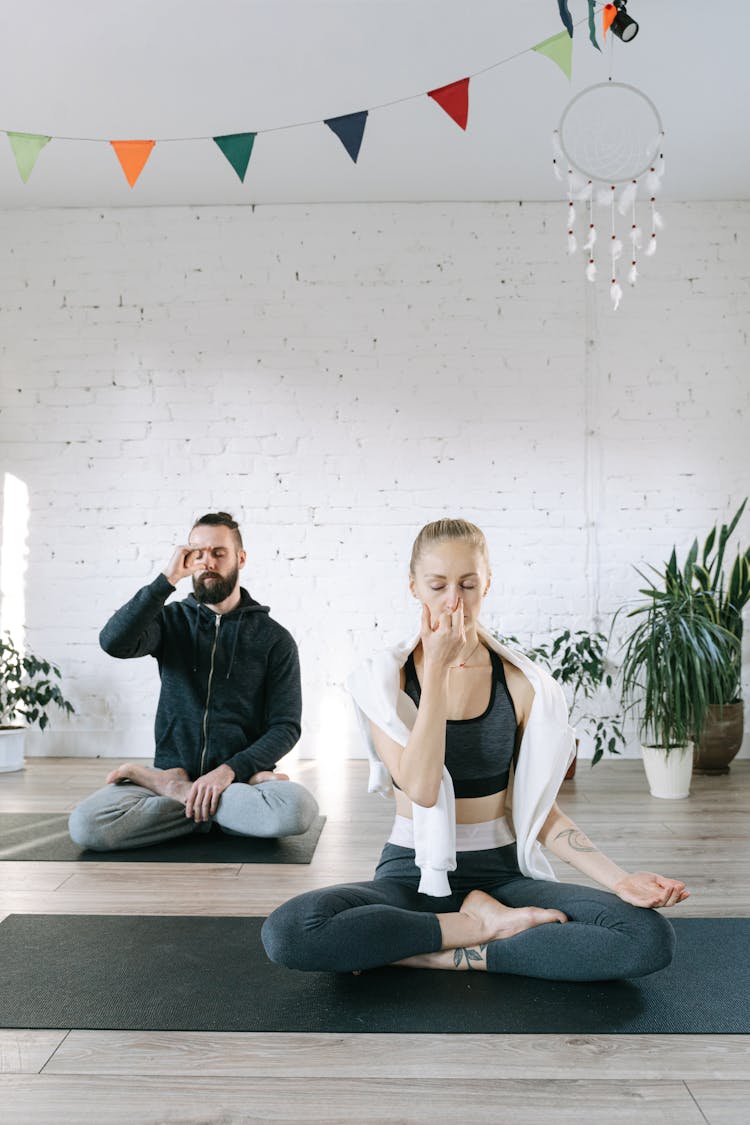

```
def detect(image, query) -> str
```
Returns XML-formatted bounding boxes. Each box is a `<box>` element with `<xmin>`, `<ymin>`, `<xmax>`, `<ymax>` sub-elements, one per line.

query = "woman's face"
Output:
<box><xmin>410</xmin><ymin>539</ymin><xmax>491</xmax><ymax>628</ymax></box>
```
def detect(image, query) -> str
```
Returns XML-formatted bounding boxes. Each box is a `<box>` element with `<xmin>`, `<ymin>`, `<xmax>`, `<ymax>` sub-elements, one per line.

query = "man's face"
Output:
<box><xmin>188</xmin><ymin>524</ymin><xmax>246</xmax><ymax>605</ymax></box>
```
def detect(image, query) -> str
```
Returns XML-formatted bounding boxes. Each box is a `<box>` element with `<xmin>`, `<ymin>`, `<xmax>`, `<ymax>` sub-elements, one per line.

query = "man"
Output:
<box><xmin>69</xmin><ymin>512</ymin><xmax>318</xmax><ymax>850</ymax></box>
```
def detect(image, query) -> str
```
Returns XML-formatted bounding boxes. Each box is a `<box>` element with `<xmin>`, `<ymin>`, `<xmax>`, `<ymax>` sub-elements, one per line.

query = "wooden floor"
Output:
<box><xmin>1</xmin><ymin>757</ymin><xmax>749</xmax><ymax>1124</ymax></box>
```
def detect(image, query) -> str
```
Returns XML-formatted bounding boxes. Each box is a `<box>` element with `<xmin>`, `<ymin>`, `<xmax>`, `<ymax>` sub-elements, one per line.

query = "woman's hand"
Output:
<box><xmin>419</xmin><ymin>600</ymin><xmax>467</xmax><ymax>672</ymax></box>
<box><xmin>613</xmin><ymin>871</ymin><xmax>689</xmax><ymax>909</ymax></box>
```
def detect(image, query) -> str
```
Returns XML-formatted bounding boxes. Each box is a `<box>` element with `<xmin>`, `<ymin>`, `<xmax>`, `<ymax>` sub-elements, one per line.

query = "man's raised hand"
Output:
<box><xmin>162</xmin><ymin>546</ymin><xmax>203</xmax><ymax>587</ymax></box>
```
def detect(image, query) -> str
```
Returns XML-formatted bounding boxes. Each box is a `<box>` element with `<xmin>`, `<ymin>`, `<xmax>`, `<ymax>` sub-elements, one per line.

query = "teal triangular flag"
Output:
<box><xmin>7</xmin><ymin>132</ymin><xmax>52</xmax><ymax>183</ymax></box>
<box><xmin>213</xmin><ymin>133</ymin><xmax>256</xmax><ymax>182</ymax></box>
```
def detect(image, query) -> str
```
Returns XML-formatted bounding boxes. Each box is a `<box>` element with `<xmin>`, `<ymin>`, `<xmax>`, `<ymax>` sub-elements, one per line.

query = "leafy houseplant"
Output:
<box><xmin>493</xmin><ymin>629</ymin><xmax>625</xmax><ymax>769</ymax></box>
<box><xmin>689</xmin><ymin>501</ymin><xmax>750</xmax><ymax>771</ymax></box>
<box><xmin>618</xmin><ymin>573</ymin><xmax>736</xmax><ymax>798</ymax></box>
<box><xmin>0</xmin><ymin>633</ymin><xmax>74</xmax><ymax>773</ymax></box>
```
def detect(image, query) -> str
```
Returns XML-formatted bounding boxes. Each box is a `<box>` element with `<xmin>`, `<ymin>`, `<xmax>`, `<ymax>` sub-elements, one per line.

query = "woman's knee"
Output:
<box><xmin>625</xmin><ymin>908</ymin><xmax>676</xmax><ymax>977</ymax></box>
<box><xmin>262</xmin><ymin>897</ymin><xmax>316</xmax><ymax>969</ymax></box>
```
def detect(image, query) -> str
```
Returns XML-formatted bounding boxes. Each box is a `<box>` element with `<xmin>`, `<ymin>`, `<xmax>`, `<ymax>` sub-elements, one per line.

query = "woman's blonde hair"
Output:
<box><xmin>409</xmin><ymin>518</ymin><xmax>490</xmax><ymax>576</ymax></box>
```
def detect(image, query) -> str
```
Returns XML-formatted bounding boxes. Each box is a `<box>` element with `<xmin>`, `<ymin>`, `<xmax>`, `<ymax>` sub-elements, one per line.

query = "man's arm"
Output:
<box><xmin>99</xmin><ymin>546</ymin><xmax>203</xmax><ymax>659</ymax></box>
<box><xmin>223</xmin><ymin>635</ymin><xmax>302</xmax><ymax>782</ymax></box>
<box><xmin>99</xmin><ymin>574</ymin><xmax>174</xmax><ymax>659</ymax></box>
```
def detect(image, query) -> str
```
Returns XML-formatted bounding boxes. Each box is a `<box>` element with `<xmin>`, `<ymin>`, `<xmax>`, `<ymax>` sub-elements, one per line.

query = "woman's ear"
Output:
<box><xmin>483</xmin><ymin>572</ymin><xmax>492</xmax><ymax>596</ymax></box>
<box><xmin>408</xmin><ymin>573</ymin><xmax>418</xmax><ymax>599</ymax></box>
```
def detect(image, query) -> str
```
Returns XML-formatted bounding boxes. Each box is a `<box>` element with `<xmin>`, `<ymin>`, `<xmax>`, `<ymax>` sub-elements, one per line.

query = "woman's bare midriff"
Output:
<box><xmin>394</xmin><ymin>788</ymin><xmax>509</xmax><ymax>824</ymax></box>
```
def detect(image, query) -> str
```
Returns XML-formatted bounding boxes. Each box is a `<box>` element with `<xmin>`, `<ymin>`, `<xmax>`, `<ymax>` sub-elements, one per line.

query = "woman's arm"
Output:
<box><xmin>368</xmin><ymin>602</ymin><xmax>467</xmax><ymax>807</ymax></box>
<box><xmin>538</xmin><ymin>802</ymin><xmax>689</xmax><ymax>908</ymax></box>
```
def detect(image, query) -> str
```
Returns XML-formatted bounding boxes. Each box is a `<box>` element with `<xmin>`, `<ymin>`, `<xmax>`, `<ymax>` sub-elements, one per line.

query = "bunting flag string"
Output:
<box><xmin>1</xmin><ymin>9</ymin><xmax>602</xmax><ymax>187</ymax></box>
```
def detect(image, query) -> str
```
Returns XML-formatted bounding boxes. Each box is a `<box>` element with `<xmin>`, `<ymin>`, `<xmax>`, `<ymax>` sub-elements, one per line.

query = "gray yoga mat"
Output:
<box><xmin>0</xmin><ymin>813</ymin><xmax>325</xmax><ymax>864</ymax></box>
<box><xmin>0</xmin><ymin>915</ymin><xmax>746</xmax><ymax>1033</ymax></box>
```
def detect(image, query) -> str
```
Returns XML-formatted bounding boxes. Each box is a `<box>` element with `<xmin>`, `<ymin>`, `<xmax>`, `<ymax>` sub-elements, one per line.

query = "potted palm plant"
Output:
<box><xmin>0</xmin><ymin>633</ymin><xmax>74</xmax><ymax>773</ymax></box>
<box><xmin>493</xmin><ymin>628</ymin><xmax>625</xmax><ymax>774</ymax></box>
<box><xmin>690</xmin><ymin>500</ymin><xmax>749</xmax><ymax>773</ymax></box>
<box><xmin>618</xmin><ymin>562</ymin><xmax>737</xmax><ymax>799</ymax></box>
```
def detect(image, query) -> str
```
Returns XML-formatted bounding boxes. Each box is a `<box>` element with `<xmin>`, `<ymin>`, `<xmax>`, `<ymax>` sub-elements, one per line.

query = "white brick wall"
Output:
<box><xmin>0</xmin><ymin>201</ymin><xmax>748</xmax><ymax>764</ymax></box>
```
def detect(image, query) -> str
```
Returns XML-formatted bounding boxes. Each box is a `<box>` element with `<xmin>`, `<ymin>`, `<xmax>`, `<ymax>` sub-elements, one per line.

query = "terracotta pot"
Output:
<box><xmin>693</xmin><ymin>702</ymin><xmax>744</xmax><ymax>775</ymax></box>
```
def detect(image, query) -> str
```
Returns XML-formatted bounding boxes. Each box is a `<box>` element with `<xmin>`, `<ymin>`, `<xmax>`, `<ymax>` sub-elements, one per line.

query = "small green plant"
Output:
<box><xmin>494</xmin><ymin>628</ymin><xmax>625</xmax><ymax>765</ymax></box>
<box><xmin>0</xmin><ymin>633</ymin><xmax>74</xmax><ymax>730</ymax></box>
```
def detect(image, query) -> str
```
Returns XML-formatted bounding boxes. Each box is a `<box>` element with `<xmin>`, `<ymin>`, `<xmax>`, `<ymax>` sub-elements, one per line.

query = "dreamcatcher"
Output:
<box><xmin>552</xmin><ymin>82</ymin><xmax>664</xmax><ymax>309</ymax></box>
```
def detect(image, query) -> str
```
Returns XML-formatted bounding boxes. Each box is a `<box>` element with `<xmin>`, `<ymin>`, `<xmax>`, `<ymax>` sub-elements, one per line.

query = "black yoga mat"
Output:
<box><xmin>0</xmin><ymin>813</ymin><xmax>325</xmax><ymax>864</ymax></box>
<box><xmin>0</xmin><ymin>914</ymin><xmax>746</xmax><ymax>1033</ymax></box>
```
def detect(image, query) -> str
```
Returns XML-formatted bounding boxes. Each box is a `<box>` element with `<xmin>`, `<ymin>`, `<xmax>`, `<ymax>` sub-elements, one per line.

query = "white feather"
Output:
<box><xmin>647</xmin><ymin>170</ymin><xmax>662</xmax><ymax>193</ymax></box>
<box><xmin>617</xmin><ymin>181</ymin><xmax>638</xmax><ymax>215</ymax></box>
<box><xmin>552</xmin><ymin>160</ymin><xmax>563</xmax><ymax>181</ymax></box>
<box><xmin>575</xmin><ymin>179</ymin><xmax>593</xmax><ymax>201</ymax></box>
<box><xmin>646</xmin><ymin>235</ymin><xmax>657</xmax><ymax>257</ymax></box>
<box><xmin>630</xmin><ymin>225</ymin><xmax>643</xmax><ymax>249</ymax></box>
<box><xmin>583</xmin><ymin>226</ymin><xmax>597</xmax><ymax>251</ymax></box>
<box><xmin>628</xmin><ymin>263</ymin><xmax>638</xmax><ymax>285</ymax></box>
<box><xmin>611</xmin><ymin>238</ymin><xmax>623</xmax><ymax>261</ymax></box>
<box><xmin>652</xmin><ymin>209</ymin><xmax>664</xmax><ymax>230</ymax></box>
<box><xmin>610</xmin><ymin>281</ymin><xmax>623</xmax><ymax>311</ymax></box>
<box><xmin>585</xmin><ymin>260</ymin><xmax>597</xmax><ymax>282</ymax></box>
<box><xmin>568</xmin><ymin>204</ymin><xmax>576</xmax><ymax>226</ymax></box>
<box><xmin>568</xmin><ymin>232</ymin><xmax>577</xmax><ymax>254</ymax></box>
<box><xmin>596</xmin><ymin>187</ymin><xmax>615</xmax><ymax>207</ymax></box>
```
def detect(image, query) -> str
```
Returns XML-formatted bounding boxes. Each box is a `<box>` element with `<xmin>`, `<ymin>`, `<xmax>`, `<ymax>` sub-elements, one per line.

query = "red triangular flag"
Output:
<box><xmin>110</xmin><ymin>140</ymin><xmax>156</xmax><ymax>187</ymax></box>
<box><xmin>427</xmin><ymin>77</ymin><xmax>470</xmax><ymax>130</ymax></box>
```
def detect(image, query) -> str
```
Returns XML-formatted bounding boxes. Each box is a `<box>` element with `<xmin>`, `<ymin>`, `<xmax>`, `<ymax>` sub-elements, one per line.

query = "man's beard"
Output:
<box><xmin>193</xmin><ymin>565</ymin><xmax>239</xmax><ymax>605</ymax></box>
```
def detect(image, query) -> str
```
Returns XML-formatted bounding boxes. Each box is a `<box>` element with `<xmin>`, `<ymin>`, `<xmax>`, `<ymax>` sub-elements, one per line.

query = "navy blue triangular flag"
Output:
<box><xmin>324</xmin><ymin>111</ymin><xmax>368</xmax><ymax>163</ymax></box>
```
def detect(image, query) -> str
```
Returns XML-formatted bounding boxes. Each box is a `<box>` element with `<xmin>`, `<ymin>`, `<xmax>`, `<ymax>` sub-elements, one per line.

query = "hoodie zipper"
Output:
<box><xmin>199</xmin><ymin>615</ymin><xmax>221</xmax><ymax>775</ymax></box>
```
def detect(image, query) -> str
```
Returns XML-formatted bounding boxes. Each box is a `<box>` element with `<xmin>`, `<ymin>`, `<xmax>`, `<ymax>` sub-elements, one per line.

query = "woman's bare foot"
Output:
<box><xmin>460</xmin><ymin>889</ymin><xmax>567</xmax><ymax>942</ymax></box>
<box><xmin>395</xmin><ymin>891</ymin><xmax>567</xmax><ymax>971</ymax></box>
<box><xmin>248</xmin><ymin>770</ymin><xmax>290</xmax><ymax>784</ymax></box>
<box><xmin>105</xmin><ymin>763</ymin><xmax>192</xmax><ymax>802</ymax></box>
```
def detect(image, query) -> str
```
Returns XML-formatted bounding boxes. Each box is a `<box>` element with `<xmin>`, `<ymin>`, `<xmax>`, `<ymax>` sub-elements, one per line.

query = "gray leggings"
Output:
<box><xmin>68</xmin><ymin>779</ymin><xmax>319</xmax><ymax>851</ymax></box>
<box><xmin>262</xmin><ymin>842</ymin><xmax>675</xmax><ymax>981</ymax></box>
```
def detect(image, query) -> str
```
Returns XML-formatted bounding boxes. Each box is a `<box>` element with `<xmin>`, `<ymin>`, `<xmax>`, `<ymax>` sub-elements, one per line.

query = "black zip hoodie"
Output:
<box><xmin>99</xmin><ymin>573</ymin><xmax>301</xmax><ymax>782</ymax></box>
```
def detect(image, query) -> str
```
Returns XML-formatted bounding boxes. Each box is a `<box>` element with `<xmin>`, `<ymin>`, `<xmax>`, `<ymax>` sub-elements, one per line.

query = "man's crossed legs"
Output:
<box><xmin>68</xmin><ymin>763</ymin><xmax>319</xmax><ymax>851</ymax></box>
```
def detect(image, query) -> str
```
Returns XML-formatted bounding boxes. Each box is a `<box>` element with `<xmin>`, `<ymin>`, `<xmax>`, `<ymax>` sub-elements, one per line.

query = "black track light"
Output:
<box><xmin>611</xmin><ymin>1</ymin><xmax>639</xmax><ymax>43</ymax></box>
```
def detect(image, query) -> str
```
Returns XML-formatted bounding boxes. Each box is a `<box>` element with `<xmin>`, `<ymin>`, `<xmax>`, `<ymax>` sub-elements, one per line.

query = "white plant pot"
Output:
<box><xmin>0</xmin><ymin>727</ymin><xmax>26</xmax><ymax>773</ymax></box>
<box><xmin>641</xmin><ymin>742</ymin><xmax>693</xmax><ymax>799</ymax></box>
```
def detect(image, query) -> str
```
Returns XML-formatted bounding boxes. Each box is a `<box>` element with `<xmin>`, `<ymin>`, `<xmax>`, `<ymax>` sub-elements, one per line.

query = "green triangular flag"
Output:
<box><xmin>532</xmin><ymin>31</ymin><xmax>573</xmax><ymax>80</ymax></box>
<box><xmin>7</xmin><ymin>132</ymin><xmax>52</xmax><ymax>183</ymax></box>
<box><xmin>213</xmin><ymin>133</ymin><xmax>256</xmax><ymax>182</ymax></box>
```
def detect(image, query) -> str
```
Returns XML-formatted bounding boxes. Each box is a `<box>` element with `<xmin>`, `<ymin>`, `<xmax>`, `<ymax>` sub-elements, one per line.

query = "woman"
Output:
<box><xmin>262</xmin><ymin>519</ymin><xmax>687</xmax><ymax>979</ymax></box>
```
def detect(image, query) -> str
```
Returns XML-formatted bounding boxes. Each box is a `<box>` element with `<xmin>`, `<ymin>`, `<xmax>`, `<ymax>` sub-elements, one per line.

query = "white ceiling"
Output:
<box><xmin>0</xmin><ymin>1</ymin><xmax>746</xmax><ymax>207</ymax></box>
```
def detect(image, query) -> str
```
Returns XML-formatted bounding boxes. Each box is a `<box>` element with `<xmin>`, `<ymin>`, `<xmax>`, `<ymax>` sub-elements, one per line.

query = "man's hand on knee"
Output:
<box><xmin>185</xmin><ymin>764</ymin><xmax>236</xmax><ymax>822</ymax></box>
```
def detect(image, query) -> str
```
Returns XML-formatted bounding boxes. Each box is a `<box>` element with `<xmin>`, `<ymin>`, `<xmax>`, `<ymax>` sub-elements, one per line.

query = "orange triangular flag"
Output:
<box><xmin>110</xmin><ymin>140</ymin><xmax>156</xmax><ymax>187</ymax></box>
<box><xmin>602</xmin><ymin>4</ymin><xmax>617</xmax><ymax>38</ymax></box>
<box><xmin>428</xmin><ymin>77</ymin><xmax>470</xmax><ymax>130</ymax></box>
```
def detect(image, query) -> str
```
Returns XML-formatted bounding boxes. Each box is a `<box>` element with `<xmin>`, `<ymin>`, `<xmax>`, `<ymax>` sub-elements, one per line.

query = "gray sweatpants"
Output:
<box><xmin>68</xmin><ymin>779</ymin><xmax>319</xmax><ymax>851</ymax></box>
